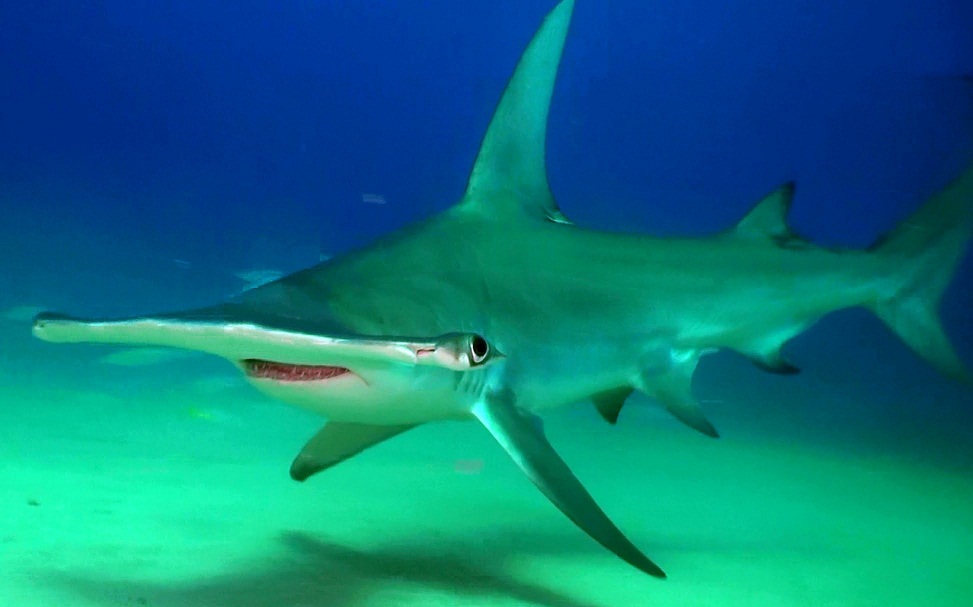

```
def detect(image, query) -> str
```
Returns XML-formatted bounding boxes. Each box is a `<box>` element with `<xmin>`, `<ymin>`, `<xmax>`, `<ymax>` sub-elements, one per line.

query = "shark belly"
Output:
<box><xmin>499</xmin><ymin>337</ymin><xmax>652</xmax><ymax>415</ymax></box>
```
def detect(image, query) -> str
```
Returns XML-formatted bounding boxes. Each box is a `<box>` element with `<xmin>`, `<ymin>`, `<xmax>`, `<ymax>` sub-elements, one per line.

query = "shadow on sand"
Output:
<box><xmin>47</xmin><ymin>529</ymin><xmax>621</xmax><ymax>607</ymax></box>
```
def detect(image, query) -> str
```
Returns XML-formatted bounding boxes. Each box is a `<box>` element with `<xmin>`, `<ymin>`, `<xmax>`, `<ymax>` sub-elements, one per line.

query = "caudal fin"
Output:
<box><xmin>868</xmin><ymin>166</ymin><xmax>973</xmax><ymax>382</ymax></box>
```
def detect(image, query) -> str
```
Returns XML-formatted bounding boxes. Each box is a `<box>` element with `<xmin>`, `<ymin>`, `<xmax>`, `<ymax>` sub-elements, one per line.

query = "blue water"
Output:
<box><xmin>1</xmin><ymin>1</ymin><xmax>972</xmax><ymax>605</ymax></box>
<box><xmin>4</xmin><ymin>0</ymin><xmax>971</xmax><ymax>413</ymax></box>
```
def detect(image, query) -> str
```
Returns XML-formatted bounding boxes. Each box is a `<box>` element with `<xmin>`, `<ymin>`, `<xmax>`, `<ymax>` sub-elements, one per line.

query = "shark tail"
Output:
<box><xmin>867</xmin><ymin>166</ymin><xmax>973</xmax><ymax>382</ymax></box>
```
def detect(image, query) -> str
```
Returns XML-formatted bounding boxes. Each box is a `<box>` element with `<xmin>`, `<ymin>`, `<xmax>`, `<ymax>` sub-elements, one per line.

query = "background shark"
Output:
<box><xmin>30</xmin><ymin>0</ymin><xmax>971</xmax><ymax>579</ymax></box>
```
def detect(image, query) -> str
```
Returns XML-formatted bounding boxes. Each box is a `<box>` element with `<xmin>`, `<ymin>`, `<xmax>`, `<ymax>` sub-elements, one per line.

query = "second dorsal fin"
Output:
<box><xmin>734</xmin><ymin>182</ymin><xmax>797</xmax><ymax>243</ymax></box>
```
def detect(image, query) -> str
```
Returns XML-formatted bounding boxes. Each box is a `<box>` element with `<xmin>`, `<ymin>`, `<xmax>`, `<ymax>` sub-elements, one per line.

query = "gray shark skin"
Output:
<box><xmin>31</xmin><ymin>0</ymin><xmax>973</xmax><ymax>579</ymax></box>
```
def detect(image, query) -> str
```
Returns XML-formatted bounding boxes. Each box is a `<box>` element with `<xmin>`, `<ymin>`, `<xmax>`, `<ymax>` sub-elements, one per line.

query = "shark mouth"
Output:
<box><xmin>242</xmin><ymin>359</ymin><xmax>352</xmax><ymax>382</ymax></box>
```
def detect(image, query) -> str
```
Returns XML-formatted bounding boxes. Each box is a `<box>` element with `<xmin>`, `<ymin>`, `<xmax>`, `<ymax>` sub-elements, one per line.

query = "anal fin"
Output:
<box><xmin>743</xmin><ymin>333</ymin><xmax>802</xmax><ymax>375</ymax></box>
<box><xmin>639</xmin><ymin>350</ymin><xmax>719</xmax><ymax>438</ymax></box>
<box><xmin>591</xmin><ymin>387</ymin><xmax>634</xmax><ymax>424</ymax></box>
<box><xmin>471</xmin><ymin>391</ymin><xmax>665</xmax><ymax>578</ymax></box>
<box><xmin>749</xmin><ymin>351</ymin><xmax>800</xmax><ymax>375</ymax></box>
<box><xmin>290</xmin><ymin>422</ymin><xmax>416</xmax><ymax>482</ymax></box>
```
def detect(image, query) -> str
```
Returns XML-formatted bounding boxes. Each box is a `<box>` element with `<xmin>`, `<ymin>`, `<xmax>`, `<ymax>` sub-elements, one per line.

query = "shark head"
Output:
<box><xmin>33</xmin><ymin>307</ymin><xmax>504</xmax><ymax>424</ymax></box>
<box><xmin>238</xmin><ymin>331</ymin><xmax>504</xmax><ymax>424</ymax></box>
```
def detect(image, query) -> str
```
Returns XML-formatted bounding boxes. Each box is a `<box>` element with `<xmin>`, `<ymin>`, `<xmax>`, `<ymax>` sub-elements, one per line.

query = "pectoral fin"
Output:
<box><xmin>471</xmin><ymin>392</ymin><xmax>666</xmax><ymax>578</ymax></box>
<box><xmin>290</xmin><ymin>422</ymin><xmax>416</xmax><ymax>482</ymax></box>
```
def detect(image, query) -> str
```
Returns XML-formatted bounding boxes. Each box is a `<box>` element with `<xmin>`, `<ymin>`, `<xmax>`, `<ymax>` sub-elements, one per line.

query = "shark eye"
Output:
<box><xmin>469</xmin><ymin>334</ymin><xmax>490</xmax><ymax>365</ymax></box>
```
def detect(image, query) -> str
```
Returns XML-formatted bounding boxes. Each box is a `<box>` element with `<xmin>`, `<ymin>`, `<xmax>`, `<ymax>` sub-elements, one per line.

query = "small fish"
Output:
<box><xmin>2</xmin><ymin>305</ymin><xmax>45</xmax><ymax>322</ymax></box>
<box><xmin>97</xmin><ymin>347</ymin><xmax>198</xmax><ymax>366</ymax></box>
<box><xmin>362</xmin><ymin>193</ymin><xmax>387</xmax><ymax>205</ymax></box>
<box><xmin>232</xmin><ymin>268</ymin><xmax>286</xmax><ymax>294</ymax></box>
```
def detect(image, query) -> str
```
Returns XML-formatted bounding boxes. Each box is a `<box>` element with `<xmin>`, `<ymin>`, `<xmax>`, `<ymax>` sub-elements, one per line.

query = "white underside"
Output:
<box><xmin>242</xmin><ymin>363</ymin><xmax>475</xmax><ymax>424</ymax></box>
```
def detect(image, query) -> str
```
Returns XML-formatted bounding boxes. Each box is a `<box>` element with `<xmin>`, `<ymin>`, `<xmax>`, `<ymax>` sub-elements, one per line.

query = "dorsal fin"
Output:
<box><xmin>734</xmin><ymin>182</ymin><xmax>796</xmax><ymax>242</ymax></box>
<box><xmin>459</xmin><ymin>0</ymin><xmax>575</xmax><ymax>223</ymax></box>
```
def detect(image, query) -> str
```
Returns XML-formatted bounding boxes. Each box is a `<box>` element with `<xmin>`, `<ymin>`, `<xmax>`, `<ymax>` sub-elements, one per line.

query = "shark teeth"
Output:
<box><xmin>241</xmin><ymin>359</ymin><xmax>351</xmax><ymax>382</ymax></box>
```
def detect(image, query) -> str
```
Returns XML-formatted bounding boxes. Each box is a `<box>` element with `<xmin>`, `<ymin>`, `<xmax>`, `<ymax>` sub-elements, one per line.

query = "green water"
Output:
<box><xmin>1</xmin><ymin>310</ymin><xmax>972</xmax><ymax>607</ymax></box>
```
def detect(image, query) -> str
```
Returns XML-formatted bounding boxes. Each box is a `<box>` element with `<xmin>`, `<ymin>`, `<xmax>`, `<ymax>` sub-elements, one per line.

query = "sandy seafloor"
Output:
<box><xmin>1</xmin><ymin>305</ymin><xmax>971</xmax><ymax>607</ymax></box>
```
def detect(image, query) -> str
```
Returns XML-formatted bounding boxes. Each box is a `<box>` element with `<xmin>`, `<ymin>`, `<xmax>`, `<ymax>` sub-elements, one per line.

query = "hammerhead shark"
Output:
<box><xmin>31</xmin><ymin>0</ymin><xmax>972</xmax><ymax>579</ymax></box>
